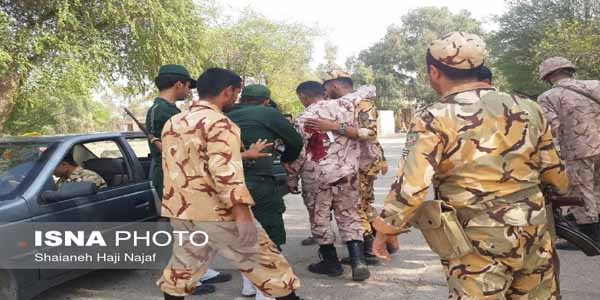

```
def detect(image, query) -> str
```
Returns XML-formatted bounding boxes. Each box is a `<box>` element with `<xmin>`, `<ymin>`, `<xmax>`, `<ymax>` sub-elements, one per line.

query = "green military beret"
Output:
<box><xmin>157</xmin><ymin>64</ymin><xmax>196</xmax><ymax>88</ymax></box>
<box><xmin>241</xmin><ymin>84</ymin><xmax>272</xmax><ymax>99</ymax></box>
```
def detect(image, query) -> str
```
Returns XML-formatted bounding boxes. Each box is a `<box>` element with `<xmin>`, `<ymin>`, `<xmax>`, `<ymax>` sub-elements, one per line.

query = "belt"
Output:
<box><xmin>455</xmin><ymin>186</ymin><xmax>541</xmax><ymax>223</ymax></box>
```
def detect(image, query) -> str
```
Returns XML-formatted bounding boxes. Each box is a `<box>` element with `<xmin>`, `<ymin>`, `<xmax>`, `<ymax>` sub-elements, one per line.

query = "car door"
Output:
<box><xmin>26</xmin><ymin>138</ymin><xmax>152</xmax><ymax>279</ymax></box>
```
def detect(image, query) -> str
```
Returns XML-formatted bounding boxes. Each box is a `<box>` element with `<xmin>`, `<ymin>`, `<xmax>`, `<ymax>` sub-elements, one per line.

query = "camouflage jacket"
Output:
<box><xmin>537</xmin><ymin>78</ymin><xmax>600</xmax><ymax>160</ymax></box>
<box><xmin>365</xmin><ymin>142</ymin><xmax>386</xmax><ymax>177</ymax></box>
<box><xmin>288</xmin><ymin>86</ymin><xmax>375</xmax><ymax>187</ymax></box>
<box><xmin>375</xmin><ymin>83</ymin><xmax>568</xmax><ymax>233</ymax></box>
<box><xmin>355</xmin><ymin>98</ymin><xmax>381</xmax><ymax>172</ymax></box>
<box><xmin>57</xmin><ymin>166</ymin><xmax>107</xmax><ymax>190</ymax></box>
<box><xmin>160</xmin><ymin>101</ymin><xmax>254</xmax><ymax>222</ymax></box>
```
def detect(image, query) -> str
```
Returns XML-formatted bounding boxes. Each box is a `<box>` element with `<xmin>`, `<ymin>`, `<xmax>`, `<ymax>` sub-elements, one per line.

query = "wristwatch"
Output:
<box><xmin>334</xmin><ymin>123</ymin><xmax>348</xmax><ymax>136</ymax></box>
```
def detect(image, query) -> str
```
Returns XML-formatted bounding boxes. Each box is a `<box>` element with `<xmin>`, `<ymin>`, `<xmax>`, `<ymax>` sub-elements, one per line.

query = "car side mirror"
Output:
<box><xmin>41</xmin><ymin>182</ymin><xmax>97</xmax><ymax>204</ymax></box>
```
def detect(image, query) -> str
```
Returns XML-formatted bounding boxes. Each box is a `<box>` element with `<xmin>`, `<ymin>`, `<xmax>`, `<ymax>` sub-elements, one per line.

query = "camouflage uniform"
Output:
<box><xmin>537</xmin><ymin>70</ymin><xmax>600</xmax><ymax>225</ymax></box>
<box><xmin>373</xmin><ymin>32</ymin><xmax>569</xmax><ymax>300</ymax></box>
<box><xmin>324</xmin><ymin>70</ymin><xmax>385</xmax><ymax>235</ymax></box>
<box><xmin>56</xmin><ymin>166</ymin><xmax>107</xmax><ymax>189</ymax></box>
<box><xmin>157</xmin><ymin>100</ymin><xmax>300</xmax><ymax>298</ymax></box>
<box><xmin>288</xmin><ymin>86</ymin><xmax>376</xmax><ymax>244</ymax></box>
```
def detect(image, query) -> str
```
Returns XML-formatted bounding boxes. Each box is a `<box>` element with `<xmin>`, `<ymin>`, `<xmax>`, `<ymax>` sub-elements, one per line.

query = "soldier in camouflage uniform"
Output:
<box><xmin>54</xmin><ymin>153</ymin><xmax>107</xmax><ymax>189</ymax></box>
<box><xmin>537</xmin><ymin>57</ymin><xmax>600</xmax><ymax>246</ymax></box>
<box><xmin>371</xmin><ymin>32</ymin><xmax>569</xmax><ymax>300</ymax></box>
<box><xmin>157</xmin><ymin>68</ymin><xmax>302</xmax><ymax>300</ymax></box>
<box><xmin>286</xmin><ymin>81</ymin><xmax>375</xmax><ymax>281</ymax></box>
<box><xmin>318</xmin><ymin>71</ymin><xmax>389</xmax><ymax>264</ymax></box>
<box><xmin>146</xmin><ymin>65</ymin><xmax>230</xmax><ymax>292</ymax></box>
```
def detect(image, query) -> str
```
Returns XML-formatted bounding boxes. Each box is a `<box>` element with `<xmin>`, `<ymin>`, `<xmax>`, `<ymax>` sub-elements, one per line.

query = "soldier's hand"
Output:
<box><xmin>305</xmin><ymin>118</ymin><xmax>339</xmax><ymax>132</ymax></box>
<box><xmin>282</xmin><ymin>162</ymin><xmax>295</xmax><ymax>174</ymax></box>
<box><xmin>237</xmin><ymin>220</ymin><xmax>258</xmax><ymax>248</ymax></box>
<box><xmin>380</xmin><ymin>162</ymin><xmax>389</xmax><ymax>175</ymax></box>
<box><xmin>373</xmin><ymin>233</ymin><xmax>394</xmax><ymax>261</ymax></box>
<box><xmin>242</xmin><ymin>139</ymin><xmax>273</xmax><ymax>160</ymax></box>
<box><xmin>233</xmin><ymin>204</ymin><xmax>258</xmax><ymax>247</ymax></box>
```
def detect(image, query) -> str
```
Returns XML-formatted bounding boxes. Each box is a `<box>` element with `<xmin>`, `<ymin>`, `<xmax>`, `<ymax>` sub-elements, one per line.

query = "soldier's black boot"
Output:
<box><xmin>164</xmin><ymin>293</ymin><xmax>184</xmax><ymax>300</ymax></box>
<box><xmin>578</xmin><ymin>223</ymin><xmax>600</xmax><ymax>243</ymax></box>
<box><xmin>276</xmin><ymin>291</ymin><xmax>303</xmax><ymax>300</ymax></box>
<box><xmin>346</xmin><ymin>240</ymin><xmax>370</xmax><ymax>281</ymax></box>
<box><xmin>308</xmin><ymin>244</ymin><xmax>344</xmax><ymax>277</ymax></box>
<box><xmin>557</xmin><ymin>223</ymin><xmax>600</xmax><ymax>250</ymax></box>
<box><xmin>341</xmin><ymin>234</ymin><xmax>381</xmax><ymax>265</ymax></box>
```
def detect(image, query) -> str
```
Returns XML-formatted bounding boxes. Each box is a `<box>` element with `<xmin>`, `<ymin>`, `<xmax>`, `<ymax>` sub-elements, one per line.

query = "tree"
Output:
<box><xmin>315</xmin><ymin>41</ymin><xmax>342</xmax><ymax>80</ymax></box>
<box><xmin>533</xmin><ymin>20</ymin><xmax>600</xmax><ymax>82</ymax></box>
<box><xmin>489</xmin><ymin>0</ymin><xmax>600</xmax><ymax>96</ymax></box>
<box><xmin>207</xmin><ymin>9</ymin><xmax>318</xmax><ymax>115</ymax></box>
<box><xmin>0</xmin><ymin>0</ymin><xmax>213</xmax><ymax>134</ymax></box>
<box><xmin>351</xmin><ymin>7</ymin><xmax>483</xmax><ymax>108</ymax></box>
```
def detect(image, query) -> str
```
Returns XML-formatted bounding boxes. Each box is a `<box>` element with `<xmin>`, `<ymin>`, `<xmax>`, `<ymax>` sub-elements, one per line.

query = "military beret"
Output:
<box><xmin>428</xmin><ymin>32</ymin><xmax>487</xmax><ymax>70</ymax></box>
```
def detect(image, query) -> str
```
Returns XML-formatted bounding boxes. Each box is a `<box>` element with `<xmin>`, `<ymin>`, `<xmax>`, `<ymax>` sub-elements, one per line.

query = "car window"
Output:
<box><xmin>83</xmin><ymin>140</ymin><xmax>124</xmax><ymax>158</ymax></box>
<box><xmin>127</xmin><ymin>138</ymin><xmax>151</xmax><ymax>158</ymax></box>
<box><xmin>0</xmin><ymin>142</ymin><xmax>53</xmax><ymax>197</ymax></box>
<box><xmin>76</xmin><ymin>140</ymin><xmax>131</xmax><ymax>188</ymax></box>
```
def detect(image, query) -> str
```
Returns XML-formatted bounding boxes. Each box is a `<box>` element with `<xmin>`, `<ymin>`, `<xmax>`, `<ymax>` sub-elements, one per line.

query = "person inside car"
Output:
<box><xmin>53</xmin><ymin>153</ymin><xmax>107</xmax><ymax>190</ymax></box>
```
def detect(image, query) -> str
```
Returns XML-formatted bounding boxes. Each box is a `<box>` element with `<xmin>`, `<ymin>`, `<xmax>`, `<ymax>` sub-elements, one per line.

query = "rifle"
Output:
<box><xmin>124</xmin><ymin>108</ymin><xmax>152</xmax><ymax>138</ymax></box>
<box><xmin>542</xmin><ymin>185</ymin><xmax>600</xmax><ymax>256</ymax></box>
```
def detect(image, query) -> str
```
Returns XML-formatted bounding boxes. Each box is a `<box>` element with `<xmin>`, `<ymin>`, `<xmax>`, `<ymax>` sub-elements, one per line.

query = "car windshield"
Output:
<box><xmin>0</xmin><ymin>142</ymin><xmax>53</xmax><ymax>197</ymax></box>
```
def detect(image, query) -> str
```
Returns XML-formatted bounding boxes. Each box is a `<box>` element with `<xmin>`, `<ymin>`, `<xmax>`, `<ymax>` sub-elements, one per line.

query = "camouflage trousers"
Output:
<box><xmin>442</xmin><ymin>224</ymin><xmax>557</xmax><ymax>300</ymax></box>
<box><xmin>302</xmin><ymin>175</ymin><xmax>363</xmax><ymax>244</ymax></box>
<box><xmin>566</xmin><ymin>154</ymin><xmax>600</xmax><ymax>224</ymax></box>
<box><xmin>158</xmin><ymin>218</ymin><xmax>300</xmax><ymax>297</ymax></box>
<box><xmin>358</xmin><ymin>171</ymin><xmax>378</xmax><ymax>235</ymax></box>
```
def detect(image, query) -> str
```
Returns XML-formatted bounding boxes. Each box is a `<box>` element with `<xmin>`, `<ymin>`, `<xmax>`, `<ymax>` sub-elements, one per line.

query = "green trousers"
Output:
<box><xmin>246</xmin><ymin>176</ymin><xmax>286</xmax><ymax>247</ymax></box>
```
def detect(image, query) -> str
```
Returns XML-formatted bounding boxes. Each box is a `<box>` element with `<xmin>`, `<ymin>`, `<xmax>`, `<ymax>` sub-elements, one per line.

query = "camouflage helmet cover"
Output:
<box><xmin>322</xmin><ymin>69</ymin><xmax>352</xmax><ymax>82</ymax></box>
<box><xmin>428</xmin><ymin>32</ymin><xmax>487</xmax><ymax>70</ymax></box>
<box><xmin>538</xmin><ymin>57</ymin><xmax>576</xmax><ymax>80</ymax></box>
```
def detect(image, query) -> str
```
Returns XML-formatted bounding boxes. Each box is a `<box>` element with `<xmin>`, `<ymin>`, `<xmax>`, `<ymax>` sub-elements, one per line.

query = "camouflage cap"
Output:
<box><xmin>538</xmin><ymin>57</ymin><xmax>576</xmax><ymax>80</ymax></box>
<box><xmin>322</xmin><ymin>70</ymin><xmax>352</xmax><ymax>82</ymax></box>
<box><xmin>428</xmin><ymin>32</ymin><xmax>487</xmax><ymax>70</ymax></box>
<box><xmin>241</xmin><ymin>84</ymin><xmax>271</xmax><ymax>99</ymax></box>
<box><xmin>157</xmin><ymin>64</ymin><xmax>196</xmax><ymax>88</ymax></box>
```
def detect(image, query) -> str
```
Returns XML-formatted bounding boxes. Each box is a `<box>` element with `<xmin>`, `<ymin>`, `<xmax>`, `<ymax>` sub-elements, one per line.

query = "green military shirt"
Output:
<box><xmin>227</xmin><ymin>104</ymin><xmax>303</xmax><ymax>177</ymax></box>
<box><xmin>227</xmin><ymin>103</ymin><xmax>303</xmax><ymax>246</ymax></box>
<box><xmin>145</xmin><ymin>97</ymin><xmax>180</xmax><ymax>198</ymax></box>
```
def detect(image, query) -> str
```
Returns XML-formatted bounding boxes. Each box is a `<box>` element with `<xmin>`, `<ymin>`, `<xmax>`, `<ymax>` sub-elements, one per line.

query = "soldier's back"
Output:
<box><xmin>422</xmin><ymin>88</ymin><xmax>553</xmax><ymax>225</ymax></box>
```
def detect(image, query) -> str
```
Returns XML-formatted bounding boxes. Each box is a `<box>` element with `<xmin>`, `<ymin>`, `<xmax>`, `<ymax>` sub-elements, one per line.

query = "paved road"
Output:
<box><xmin>34</xmin><ymin>137</ymin><xmax>600</xmax><ymax>300</ymax></box>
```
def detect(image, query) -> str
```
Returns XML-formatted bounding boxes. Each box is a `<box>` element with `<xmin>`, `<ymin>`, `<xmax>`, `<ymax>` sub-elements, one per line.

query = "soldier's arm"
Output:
<box><xmin>538</xmin><ymin>114</ymin><xmax>569</xmax><ymax>195</ymax></box>
<box><xmin>267</xmin><ymin>110</ymin><xmax>304</xmax><ymax>163</ymax></box>
<box><xmin>206</xmin><ymin>118</ymin><xmax>255</xmax><ymax>208</ymax></box>
<box><xmin>372</xmin><ymin>113</ymin><xmax>444</xmax><ymax>234</ymax></box>
<box><xmin>338</xmin><ymin>85</ymin><xmax>376</xmax><ymax>105</ymax></box>
<box><xmin>537</xmin><ymin>94</ymin><xmax>561</xmax><ymax>139</ymax></box>
<box><xmin>147</xmin><ymin>106</ymin><xmax>178</xmax><ymax>152</ymax></box>
<box><xmin>284</xmin><ymin>121</ymin><xmax>308</xmax><ymax>192</ymax></box>
<box><xmin>355</xmin><ymin>100</ymin><xmax>378</xmax><ymax>142</ymax></box>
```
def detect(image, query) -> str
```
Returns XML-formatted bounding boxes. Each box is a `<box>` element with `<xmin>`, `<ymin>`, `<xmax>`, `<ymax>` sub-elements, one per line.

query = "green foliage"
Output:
<box><xmin>0</xmin><ymin>0</ymin><xmax>212</xmax><ymax>135</ymax></box>
<box><xmin>0</xmin><ymin>1</ymin><xmax>318</xmax><ymax>134</ymax></box>
<box><xmin>207</xmin><ymin>9</ymin><xmax>318</xmax><ymax>115</ymax></box>
<box><xmin>350</xmin><ymin>7</ymin><xmax>483</xmax><ymax>108</ymax></box>
<box><xmin>533</xmin><ymin>20</ymin><xmax>600</xmax><ymax>81</ymax></box>
<box><xmin>489</xmin><ymin>0</ymin><xmax>600</xmax><ymax>96</ymax></box>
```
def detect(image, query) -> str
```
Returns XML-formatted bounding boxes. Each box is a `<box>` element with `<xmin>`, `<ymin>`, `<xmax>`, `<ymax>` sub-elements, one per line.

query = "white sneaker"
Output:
<box><xmin>241</xmin><ymin>274</ymin><xmax>256</xmax><ymax>297</ymax></box>
<box><xmin>198</xmin><ymin>268</ymin><xmax>220</xmax><ymax>284</ymax></box>
<box><xmin>255</xmin><ymin>289</ymin><xmax>275</xmax><ymax>300</ymax></box>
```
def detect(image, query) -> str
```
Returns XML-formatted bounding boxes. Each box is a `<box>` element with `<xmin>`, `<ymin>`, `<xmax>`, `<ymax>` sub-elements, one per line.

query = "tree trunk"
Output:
<box><xmin>0</xmin><ymin>73</ymin><xmax>20</xmax><ymax>134</ymax></box>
